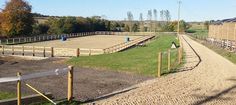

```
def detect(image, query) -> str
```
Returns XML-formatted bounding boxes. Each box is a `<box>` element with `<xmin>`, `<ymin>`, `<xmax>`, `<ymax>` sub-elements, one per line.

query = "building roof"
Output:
<box><xmin>212</xmin><ymin>17</ymin><xmax>236</xmax><ymax>25</ymax></box>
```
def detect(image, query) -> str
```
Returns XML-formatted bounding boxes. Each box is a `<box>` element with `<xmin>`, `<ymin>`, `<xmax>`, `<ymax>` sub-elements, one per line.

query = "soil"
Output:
<box><xmin>0</xmin><ymin>56</ymin><xmax>152</xmax><ymax>102</ymax></box>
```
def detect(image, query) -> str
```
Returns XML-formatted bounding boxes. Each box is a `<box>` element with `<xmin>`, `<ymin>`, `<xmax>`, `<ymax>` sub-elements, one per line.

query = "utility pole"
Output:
<box><xmin>177</xmin><ymin>0</ymin><xmax>182</xmax><ymax>35</ymax></box>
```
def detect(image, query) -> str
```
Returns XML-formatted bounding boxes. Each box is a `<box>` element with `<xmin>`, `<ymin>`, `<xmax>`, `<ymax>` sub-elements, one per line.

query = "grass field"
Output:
<box><xmin>68</xmin><ymin>33</ymin><xmax>180</xmax><ymax>77</ymax></box>
<box><xmin>0</xmin><ymin>91</ymin><xmax>16</xmax><ymax>100</ymax></box>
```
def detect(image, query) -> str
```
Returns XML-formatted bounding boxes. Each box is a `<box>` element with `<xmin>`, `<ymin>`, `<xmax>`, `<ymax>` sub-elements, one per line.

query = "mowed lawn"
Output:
<box><xmin>68</xmin><ymin>33</ymin><xmax>179</xmax><ymax>77</ymax></box>
<box><xmin>0</xmin><ymin>92</ymin><xmax>16</xmax><ymax>100</ymax></box>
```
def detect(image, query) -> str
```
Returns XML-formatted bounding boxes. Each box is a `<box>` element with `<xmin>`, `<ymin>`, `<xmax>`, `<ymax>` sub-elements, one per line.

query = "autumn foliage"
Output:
<box><xmin>0</xmin><ymin>0</ymin><xmax>34</xmax><ymax>37</ymax></box>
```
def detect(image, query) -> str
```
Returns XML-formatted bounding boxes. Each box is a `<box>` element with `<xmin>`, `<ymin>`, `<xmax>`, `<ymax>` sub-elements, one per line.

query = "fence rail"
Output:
<box><xmin>0</xmin><ymin>32</ymin><xmax>156</xmax><ymax>57</ymax></box>
<box><xmin>0</xmin><ymin>45</ymin><xmax>53</xmax><ymax>57</ymax></box>
<box><xmin>0</xmin><ymin>66</ymin><xmax>74</xmax><ymax>105</ymax></box>
<box><xmin>104</xmin><ymin>35</ymin><xmax>155</xmax><ymax>54</ymax></box>
<box><xmin>0</xmin><ymin>32</ymin><xmax>96</xmax><ymax>45</ymax></box>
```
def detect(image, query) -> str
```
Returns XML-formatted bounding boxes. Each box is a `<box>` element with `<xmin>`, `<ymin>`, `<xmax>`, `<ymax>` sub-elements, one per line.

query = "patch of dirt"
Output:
<box><xmin>0</xmin><ymin>56</ymin><xmax>152</xmax><ymax>102</ymax></box>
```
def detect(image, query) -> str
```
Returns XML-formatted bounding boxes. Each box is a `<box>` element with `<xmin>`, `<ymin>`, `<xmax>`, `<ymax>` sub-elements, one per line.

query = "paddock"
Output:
<box><xmin>20</xmin><ymin>35</ymin><xmax>141</xmax><ymax>49</ymax></box>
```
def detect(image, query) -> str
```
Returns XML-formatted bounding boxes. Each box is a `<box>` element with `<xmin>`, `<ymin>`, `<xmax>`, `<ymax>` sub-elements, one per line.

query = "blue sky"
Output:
<box><xmin>0</xmin><ymin>0</ymin><xmax>236</xmax><ymax>22</ymax></box>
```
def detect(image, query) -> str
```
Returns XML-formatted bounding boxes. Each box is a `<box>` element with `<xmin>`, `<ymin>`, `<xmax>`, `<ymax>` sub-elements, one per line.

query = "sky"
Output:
<box><xmin>0</xmin><ymin>0</ymin><xmax>236</xmax><ymax>22</ymax></box>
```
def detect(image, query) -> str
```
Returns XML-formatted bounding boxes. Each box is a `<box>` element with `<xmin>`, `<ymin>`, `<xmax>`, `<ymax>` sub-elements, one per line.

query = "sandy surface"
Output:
<box><xmin>88</xmin><ymin>35</ymin><xmax>236</xmax><ymax>105</ymax></box>
<box><xmin>20</xmin><ymin>35</ymin><xmax>141</xmax><ymax>49</ymax></box>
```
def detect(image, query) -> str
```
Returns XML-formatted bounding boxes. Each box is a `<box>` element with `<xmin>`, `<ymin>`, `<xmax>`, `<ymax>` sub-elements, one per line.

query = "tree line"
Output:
<box><xmin>0</xmin><ymin>0</ymin><xmax>191</xmax><ymax>38</ymax></box>
<box><xmin>125</xmin><ymin>9</ymin><xmax>190</xmax><ymax>32</ymax></box>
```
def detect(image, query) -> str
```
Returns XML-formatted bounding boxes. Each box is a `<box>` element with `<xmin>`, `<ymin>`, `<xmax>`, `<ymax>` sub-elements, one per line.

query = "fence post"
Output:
<box><xmin>43</xmin><ymin>47</ymin><xmax>46</xmax><ymax>57</ymax></box>
<box><xmin>17</xmin><ymin>72</ymin><xmax>21</xmax><ymax>105</ymax></box>
<box><xmin>68</xmin><ymin>66</ymin><xmax>74</xmax><ymax>101</ymax></box>
<box><xmin>12</xmin><ymin>46</ymin><xmax>14</xmax><ymax>55</ymax></box>
<box><xmin>178</xmin><ymin>47</ymin><xmax>182</xmax><ymax>64</ymax></box>
<box><xmin>22</xmin><ymin>46</ymin><xmax>24</xmax><ymax>56</ymax></box>
<box><xmin>168</xmin><ymin>49</ymin><xmax>171</xmax><ymax>71</ymax></box>
<box><xmin>157</xmin><ymin>52</ymin><xmax>162</xmax><ymax>78</ymax></box>
<box><xmin>2</xmin><ymin>45</ymin><xmax>4</xmax><ymax>55</ymax></box>
<box><xmin>6</xmin><ymin>39</ymin><xmax>9</xmax><ymax>44</ymax></box>
<box><xmin>89</xmin><ymin>49</ymin><xmax>91</xmax><ymax>56</ymax></box>
<box><xmin>76</xmin><ymin>48</ymin><xmax>80</xmax><ymax>57</ymax></box>
<box><xmin>33</xmin><ymin>46</ymin><xmax>35</xmax><ymax>56</ymax></box>
<box><xmin>51</xmin><ymin>47</ymin><xmax>54</xmax><ymax>57</ymax></box>
<box><xmin>13</xmin><ymin>38</ymin><xmax>15</xmax><ymax>44</ymax></box>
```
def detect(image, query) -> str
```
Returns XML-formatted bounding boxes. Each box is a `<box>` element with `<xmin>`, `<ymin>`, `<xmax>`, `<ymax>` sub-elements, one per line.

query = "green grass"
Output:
<box><xmin>187</xmin><ymin>29</ymin><xmax>208</xmax><ymax>38</ymax></box>
<box><xmin>191</xmin><ymin>37</ymin><xmax>236</xmax><ymax>64</ymax></box>
<box><xmin>68</xmin><ymin>33</ymin><xmax>181</xmax><ymax>77</ymax></box>
<box><xmin>207</xmin><ymin>45</ymin><xmax>236</xmax><ymax>64</ymax></box>
<box><xmin>0</xmin><ymin>91</ymin><xmax>16</xmax><ymax>100</ymax></box>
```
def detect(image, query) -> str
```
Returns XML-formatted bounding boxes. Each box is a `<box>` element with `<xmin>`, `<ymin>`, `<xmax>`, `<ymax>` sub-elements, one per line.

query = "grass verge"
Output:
<box><xmin>190</xmin><ymin>37</ymin><xmax>236</xmax><ymax>64</ymax></box>
<box><xmin>68</xmin><ymin>33</ymin><xmax>181</xmax><ymax>77</ymax></box>
<box><xmin>0</xmin><ymin>91</ymin><xmax>16</xmax><ymax>100</ymax></box>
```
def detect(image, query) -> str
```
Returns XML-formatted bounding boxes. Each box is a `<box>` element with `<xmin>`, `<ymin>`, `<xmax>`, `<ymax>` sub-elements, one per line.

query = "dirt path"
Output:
<box><xmin>89</xmin><ymin>35</ymin><xmax>236</xmax><ymax>105</ymax></box>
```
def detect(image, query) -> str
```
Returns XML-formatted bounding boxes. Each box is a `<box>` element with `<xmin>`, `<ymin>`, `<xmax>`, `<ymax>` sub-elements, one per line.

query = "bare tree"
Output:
<box><xmin>139</xmin><ymin>13</ymin><xmax>144</xmax><ymax>32</ymax></box>
<box><xmin>164</xmin><ymin>10</ymin><xmax>171</xmax><ymax>22</ymax></box>
<box><xmin>147</xmin><ymin>10</ymin><xmax>152</xmax><ymax>32</ymax></box>
<box><xmin>127</xmin><ymin>11</ymin><xmax>133</xmax><ymax>32</ymax></box>
<box><xmin>153</xmin><ymin>9</ymin><xmax>158</xmax><ymax>32</ymax></box>
<box><xmin>160</xmin><ymin>10</ymin><xmax>164</xmax><ymax>27</ymax></box>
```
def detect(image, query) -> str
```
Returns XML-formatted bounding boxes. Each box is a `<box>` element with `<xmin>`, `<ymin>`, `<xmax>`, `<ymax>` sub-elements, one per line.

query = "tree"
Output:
<box><xmin>153</xmin><ymin>9</ymin><xmax>158</xmax><ymax>32</ymax></box>
<box><xmin>132</xmin><ymin>23</ymin><xmax>139</xmax><ymax>32</ymax></box>
<box><xmin>0</xmin><ymin>0</ymin><xmax>34</xmax><ymax>37</ymax></box>
<box><xmin>32</xmin><ymin>24</ymin><xmax>49</xmax><ymax>35</ymax></box>
<box><xmin>204</xmin><ymin>21</ymin><xmax>210</xmax><ymax>30</ymax></box>
<box><xmin>164</xmin><ymin>10</ymin><xmax>171</xmax><ymax>22</ymax></box>
<box><xmin>127</xmin><ymin>11</ymin><xmax>133</xmax><ymax>32</ymax></box>
<box><xmin>139</xmin><ymin>13</ymin><xmax>145</xmax><ymax>32</ymax></box>
<box><xmin>147</xmin><ymin>10</ymin><xmax>152</xmax><ymax>32</ymax></box>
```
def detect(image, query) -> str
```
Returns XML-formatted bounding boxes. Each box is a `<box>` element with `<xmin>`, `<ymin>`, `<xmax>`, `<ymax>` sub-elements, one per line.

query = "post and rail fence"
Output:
<box><xmin>0</xmin><ymin>32</ymin><xmax>156</xmax><ymax>45</ymax></box>
<box><xmin>157</xmin><ymin>35</ymin><xmax>184</xmax><ymax>77</ymax></box>
<box><xmin>0</xmin><ymin>66</ymin><xmax>74</xmax><ymax>105</ymax></box>
<box><xmin>0</xmin><ymin>32</ymin><xmax>156</xmax><ymax>57</ymax></box>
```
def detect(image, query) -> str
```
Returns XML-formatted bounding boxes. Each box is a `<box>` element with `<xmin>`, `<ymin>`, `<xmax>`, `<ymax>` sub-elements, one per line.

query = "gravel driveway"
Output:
<box><xmin>89</xmin><ymin>35</ymin><xmax>236</xmax><ymax>105</ymax></box>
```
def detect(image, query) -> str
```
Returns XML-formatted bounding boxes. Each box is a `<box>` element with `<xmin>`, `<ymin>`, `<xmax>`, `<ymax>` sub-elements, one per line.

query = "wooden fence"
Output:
<box><xmin>95</xmin><ymin>31</ymin><xmax>156</xmax><ymax>36</ymax></box>
<box><xmin>0</xmin><ymin>66</ymin><xmax>74</xmax><ymax>105</ymax></box>
<box><xmin>103</xmin><ymin>35</ymin><xmax>155</xmax><ymax>54</ymax></box>
<box><xmin>0</xmin><ymin>32</ymin><xmax>96</xmax><ymax>45</ymax></box>
<box><xmin>0</xmin><ymin>45</ymin><xmax>53</xmax><ymax>57</ymax></box>
<box><xmin>0</xmin><ymin>31</ymin><xmax>156</xmax><ymax>57</ymax></box>
<box><xmin>208</xmin><ymin>23</ymin><xmax>236</xmax><ymax>51</ymax></box>
<box><xmin>208</xmin><ymin>23</ymin><xmax>236</xmax><ymax>41</ymax></box>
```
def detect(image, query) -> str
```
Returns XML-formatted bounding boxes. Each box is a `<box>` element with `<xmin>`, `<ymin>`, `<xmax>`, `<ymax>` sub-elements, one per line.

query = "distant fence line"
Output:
<box><xmin>0</xmin><ymin>32</ymin><xmax>156</xmax><ymax>45</ymax></box>
<box><xmin>0</xmin><ymin>32</ymin><xmax>96</xmax><ymax>45</ymax></box>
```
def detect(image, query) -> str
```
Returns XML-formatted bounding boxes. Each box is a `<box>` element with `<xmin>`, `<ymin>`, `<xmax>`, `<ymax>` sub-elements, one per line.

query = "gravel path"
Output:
<box><xmin>88</xmin><ymin>35</ymin><xmax>236</xmax><ymax>105</ymax></box>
